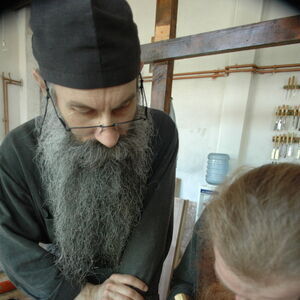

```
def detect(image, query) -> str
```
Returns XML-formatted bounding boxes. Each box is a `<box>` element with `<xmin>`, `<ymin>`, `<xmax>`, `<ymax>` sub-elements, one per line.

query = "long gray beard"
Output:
<box><xmin>35</xmin><ymin>101</ymin><xmax>153</xmax><ymax>284</ymax></box>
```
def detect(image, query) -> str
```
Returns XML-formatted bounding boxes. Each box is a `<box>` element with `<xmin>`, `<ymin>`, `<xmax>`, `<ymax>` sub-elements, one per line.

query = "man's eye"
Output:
<box><xmin>120</xmin><ymin>101</ymin><xmax>130</xmax><ymax>109</ymax></box>
<box><xmin>72</xmin><ymin>107</ymin><xmax>92</xmax><ymax>114</ymax></box>
<box><xmin>119</xmin><ymin>105</ymin><xmax>129</xmax><ymax>111</ymax></box>
<box><xmin>123</xmin><ymin>100</ymin><xmax>132</xmax><ymax>107</ymax></box>
<box><xmin>114</xmin><ymin>100</ymin><xmax>132</xmax><ymax>112</ymax></box>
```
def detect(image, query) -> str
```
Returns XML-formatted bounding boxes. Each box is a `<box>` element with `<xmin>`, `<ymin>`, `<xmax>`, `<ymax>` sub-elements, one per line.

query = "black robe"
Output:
<box><xmin>0</xmin><ymin>108</ymin><xmax>178</xmax><ymax>300</ymax></box>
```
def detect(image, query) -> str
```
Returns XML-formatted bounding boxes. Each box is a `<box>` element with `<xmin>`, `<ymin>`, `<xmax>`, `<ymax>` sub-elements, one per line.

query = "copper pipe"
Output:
<box><xmin>2</xmin><ymin>77</ymin><xmax>8</xmax><ymax>135</ymax></box>
<box><xmin>226</xmin><ymin>64</ymin><xmax>256</xmax><ymax>69</ymax></box>
<box><xmin>257</xmin><ymin>68</ymin><xmax>300</xmax><ymax>74</ymax></box>
<box><xmin>172</xmin><ymin>74</ymin><xmax>226</xmax><ymax>80</ymax></box>
<box><xmin>144</xmin><ymin>73</ymin><xmax>226</xmax><ymax>82</ymax></box>
<box><xmin>1</xmin><ymin>73</ymin><xmax>22</xmax><ymax>135</ymax></box>
<box><xmin>143</xmin><ymin>63</ymin><xmax>300</xmax><ymax>82</ymax></box>
<box><xmin>173</xmin><ymin>69</ymin><xmax>225</xmax><ymax>76</ymax></box>
<box><xmin>225</xmin><ymin>67</ymin><xmax>300</xmax><ymax>74</ymax></box>
<box><xmin>225</xmin><ymin>68</ymin><xmax>256</xmax><ymax>73</ymax></box>
<box><xmin>255</xmin><ymin>63</ymin><xmax>300</xmax><ymax>69</ymax></box>
<box><xmin>144</xmin><ymin>69</ymin><xmax>225</xmax><ymax>80</ymax></box>
<box><xmin>226</xmin><ymin>64</ymin><xmax>300</xmax><ymax>69</ymax></box>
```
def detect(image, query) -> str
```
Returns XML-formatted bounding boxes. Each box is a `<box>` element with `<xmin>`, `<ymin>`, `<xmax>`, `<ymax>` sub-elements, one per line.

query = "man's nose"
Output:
<box><xmin>94</xmin><ymin>126</ymin><xmax>120</xmax><ymax>148</ymax></box>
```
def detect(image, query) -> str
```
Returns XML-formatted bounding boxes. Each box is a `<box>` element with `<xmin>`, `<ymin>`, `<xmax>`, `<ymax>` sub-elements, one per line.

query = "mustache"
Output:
<box><xmin>66</xmin><ymin>129</ymin><xmax>148</xmax><ymax>169</ymax></box>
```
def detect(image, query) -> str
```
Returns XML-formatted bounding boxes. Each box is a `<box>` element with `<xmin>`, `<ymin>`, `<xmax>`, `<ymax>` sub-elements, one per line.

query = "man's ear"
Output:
<box><xmin>32</xmin><ymin>69</ymin><xmax>47</xmax><ymax>95</ymax></box>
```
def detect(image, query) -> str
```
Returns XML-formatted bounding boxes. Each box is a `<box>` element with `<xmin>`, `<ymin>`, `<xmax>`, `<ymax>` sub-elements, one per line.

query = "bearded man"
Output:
<box><xmin>0</xmin><ymin>1</ymin><xmax>178</xmax><ymax>299</ymax></box>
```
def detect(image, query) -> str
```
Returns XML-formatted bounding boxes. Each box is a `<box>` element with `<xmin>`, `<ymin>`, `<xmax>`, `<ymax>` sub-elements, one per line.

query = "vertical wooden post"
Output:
<box><xmin>151</xmin><ymin>0</ymin><xmax>178</xmax><ymax>113</ymax></box>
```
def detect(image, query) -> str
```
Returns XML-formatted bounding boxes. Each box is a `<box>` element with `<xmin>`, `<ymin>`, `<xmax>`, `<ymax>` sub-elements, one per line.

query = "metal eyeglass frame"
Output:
<box><xmin>40</xmin><ymin>74</ymin><xmax>148</xmax><ymax>136</ymax></box>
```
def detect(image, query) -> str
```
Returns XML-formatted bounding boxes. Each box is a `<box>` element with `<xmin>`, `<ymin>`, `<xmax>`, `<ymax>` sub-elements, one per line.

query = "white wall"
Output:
<box><xmin>0</xmin><ymin>8</ymin><xmax>40</xmax><ymax>142</ymax></box>
<box><xmin>1</xmin><ymin>1</ymin><xmax>299</xmax><ymax>204</ymax></box>
<box><xmin>0</xmin><ymin>10</ymin><xmax>21</xmax><ymax>137</ymax></box>
<box><xmin>128</xmin><ymin>0</ymin><xmax>300</xmax><ymax>203</ymax></box>
<box><xmin>18</xmin><ymin>8</ymin><xmax>40</xmax><ymax>124</ymax></box>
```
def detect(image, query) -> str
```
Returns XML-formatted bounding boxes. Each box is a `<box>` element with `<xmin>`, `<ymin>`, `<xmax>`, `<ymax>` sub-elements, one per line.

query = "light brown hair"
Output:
<box><xmin>205</xmin><ymin>163</ymin><xmax>300</xmax><ymax>285</ymax></box>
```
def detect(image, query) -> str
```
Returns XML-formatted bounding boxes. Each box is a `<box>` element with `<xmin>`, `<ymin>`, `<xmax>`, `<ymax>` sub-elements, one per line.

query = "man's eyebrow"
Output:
<box><xmin>67</xmin><ymin>93</ymin><xmax>137</xmax><ymax>110</ymax></box>
<box><xmin>67</xmin><ymin>101</ymin><xmax>92</xmax><ymax>109</ymax></box>
<box><xmin>113</xmin><ymin>93</ymin><xmax>137</xmax><ymax>109</ymax></box>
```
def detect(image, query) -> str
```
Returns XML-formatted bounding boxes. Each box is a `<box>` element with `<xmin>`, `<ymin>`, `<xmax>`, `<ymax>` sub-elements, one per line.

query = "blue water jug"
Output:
<box><xmin>206</xmin><ymin>153</ymin><xmax>230</xmax><ymax>185</ymax></box>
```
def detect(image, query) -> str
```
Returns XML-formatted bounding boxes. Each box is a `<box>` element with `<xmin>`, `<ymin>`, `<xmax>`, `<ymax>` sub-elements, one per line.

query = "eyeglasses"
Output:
<box><xmin>61</xmin><ymin>111</ymin><xmax>147</xmax><ymax>137</ymax></box>
<box><xmin>40</xmin><ymin>74</ymin><xmax>148</xmax><ymax>137</ymax></box>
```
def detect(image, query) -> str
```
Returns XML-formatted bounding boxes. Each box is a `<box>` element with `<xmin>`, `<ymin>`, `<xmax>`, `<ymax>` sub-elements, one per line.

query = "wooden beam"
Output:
<box><xmin>153</xmin><ymin>0</ymin><xmax>178</xmax><ymax>41</ymax></box>
<box><xmin>151</xmin><ymin>61</ymin><xmax>174</xmax><ymax>112</ymax></box>
<box><xmin>151</xmin><ymin>0</ymin><xmax>178</xmax><ymax>113</ymax></box>
<box><xmin>142</xmin><ymin>15</ymin><xmax>300</xmax><ymax>64</ymax></box>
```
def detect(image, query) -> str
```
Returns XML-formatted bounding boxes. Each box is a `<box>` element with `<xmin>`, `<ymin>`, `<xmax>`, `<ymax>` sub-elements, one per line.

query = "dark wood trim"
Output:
<box><xmin>151</xmin><ymin>61</ymin><xmax>175</xmax><ymax>112</ymax></box>
<box><xmin>153</xmin><ymin>0</ymin><xmax>178</xmax><ymax>41</ymax></box>
<box><xmin>141</xmin><ymin>15</ymin><xmax>300</xmax><ymax>64</ymax></box>
<box><xmin>151</xmin><ymin>0</ymin><xmax>178</xmax><ymax>113</ymax></box>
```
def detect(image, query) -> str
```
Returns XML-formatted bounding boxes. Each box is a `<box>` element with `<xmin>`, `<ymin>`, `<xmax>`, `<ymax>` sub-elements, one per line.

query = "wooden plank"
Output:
<box><xmin>142</xmin><ymin>15</ymin><xmax>300</xmax><ymax>64</ymax></box>
<box><xmin>158</xmin><ymin>198</ymin><xmax>188</xmax><ymax>300</ymax></box>
<box><xmin>153</xmin><ymin>0</ymin><xmax>178</xmax><ymax>42</ymax></box>
<box><xmin>151</xmin><ymin>0</ymin><xmax>178</xmax><ymax>113</ymax></box>
<box><xmin>151</xmin><ymin>61</ymin><xmax>174</xmax><ymax>112</ymax></box>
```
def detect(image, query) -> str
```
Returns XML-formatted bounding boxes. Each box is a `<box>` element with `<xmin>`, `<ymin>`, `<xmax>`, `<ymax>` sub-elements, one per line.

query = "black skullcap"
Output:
<box><xmin>30</xmin><ymin>0</ymin><xmax>141</xmax><ymax>89</ymax></box>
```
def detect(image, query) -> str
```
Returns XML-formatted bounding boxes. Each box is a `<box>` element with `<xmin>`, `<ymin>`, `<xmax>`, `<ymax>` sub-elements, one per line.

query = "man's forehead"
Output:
<box><xmin>54</xmin><ymin>78</ymin><xmax>137</xmax><ymax>104</ymax></box>
<box><xmin>66</xmin><ymin>93</ymin><xmax>137</xmax><ymax>110</ymax></box>
<box><xmin>54</xmin><ymin>77</ymin><xmax>137</xmax><ymax>94</ymax></box>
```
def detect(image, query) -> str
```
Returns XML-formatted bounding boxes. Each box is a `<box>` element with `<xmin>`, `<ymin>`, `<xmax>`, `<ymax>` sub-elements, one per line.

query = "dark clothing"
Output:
<box><xmin>168</xmin><ymin>215</ymin><xmax>233</xmax><ymax>300</ymax></box>
<box><xmin>0</xmin><ymin>109</ymin><xmax>178</xmax><ymax>300</ymax></box>
<box><xmin>167</xmin><ymin>218</ymin><xmax>203</xmax><ymax>300</ymax></box>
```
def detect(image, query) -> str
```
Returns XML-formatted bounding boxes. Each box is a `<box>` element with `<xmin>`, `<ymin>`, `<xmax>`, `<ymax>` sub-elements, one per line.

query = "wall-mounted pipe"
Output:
<box><xmin>143</xmin><ymin>63</ymin><xmax>300</xmax><ymax>82</ymax></box>
<box><xmin>1</xmin><ymin>73</ymin><xmax>22</xmax><ymax>135</ymax></box>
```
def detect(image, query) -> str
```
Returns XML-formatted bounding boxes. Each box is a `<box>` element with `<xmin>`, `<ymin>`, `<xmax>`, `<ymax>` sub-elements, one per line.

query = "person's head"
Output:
<box><xmin>30</xmin><ymin>0</ymin><xmax>143</xmax><ymax>148</ymax></box>
<box><xmin>205</xmin><ymin>163</ymin><xmax>300</xmax><ymax>300</ymax></box>
<box><xmin>31</xmin><ymin>0</ymin><xmax>154</xmax><ymax>284</ymax></box>
<box><xmin>33</xmin><ymin>72</ymin><xmax>145</xmax><ymax>147</ymax></box>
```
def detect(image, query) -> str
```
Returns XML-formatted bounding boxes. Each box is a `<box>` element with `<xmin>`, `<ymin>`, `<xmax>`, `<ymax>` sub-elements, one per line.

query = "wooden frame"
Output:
<box><xmin>151</xmin><ymin>0</ymin><xmax>178</xmax><ymax>113</ymax></box>
<box><xmin>150</xmin><ymin>6</ymin><xmax>300</xmax><ymax>297</ymax></box>
<box><xmin>142</xmin><ymin>15</ymin><xmax>300</xmax><ymax>63</ymax></box>
<box><xmin>158</xmin><ymin>198</ymin><xmax>188</xmax><ymax>300</ymax></box>
<box><xmin>143</xmin><ymin>14</ymin><xmax>300</xmax><ymax>112</ymax></box>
